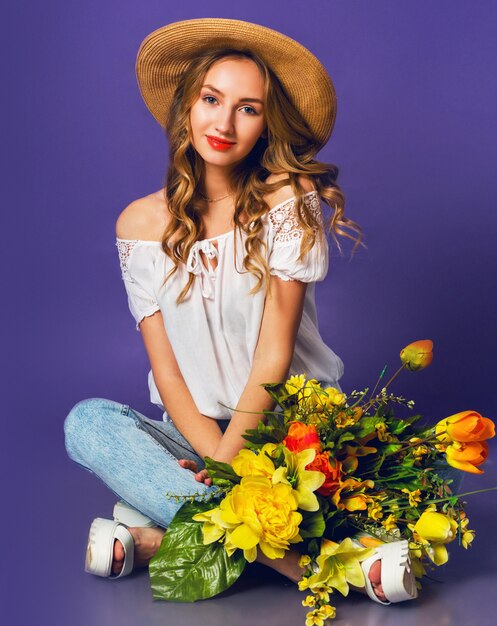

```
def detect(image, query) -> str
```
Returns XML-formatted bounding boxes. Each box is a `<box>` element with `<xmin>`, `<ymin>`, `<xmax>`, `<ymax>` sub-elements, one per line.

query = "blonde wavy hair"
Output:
<box><xmin>160</xmin><ymin>48</ymin><xmax>363</xmax><ymax>304</ymax></box>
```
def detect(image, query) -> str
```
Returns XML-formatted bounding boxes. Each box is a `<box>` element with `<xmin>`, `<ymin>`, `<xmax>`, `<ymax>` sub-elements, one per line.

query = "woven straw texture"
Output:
<box><xmin>135</xmin><ymin>18</ymin><xmax>336</xmax><ymax>148</ymax></box>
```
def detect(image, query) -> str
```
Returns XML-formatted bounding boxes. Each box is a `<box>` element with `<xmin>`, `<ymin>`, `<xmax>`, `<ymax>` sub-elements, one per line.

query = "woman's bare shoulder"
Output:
<box><xmin>116</xmin><ymin>188</ymin><xmax>170</xmax><ymax>241</ymax></box>
<box><xmin>264</xmin><ymin>173</ymin><xmax>316</xmax><ymax>209</ymax></box>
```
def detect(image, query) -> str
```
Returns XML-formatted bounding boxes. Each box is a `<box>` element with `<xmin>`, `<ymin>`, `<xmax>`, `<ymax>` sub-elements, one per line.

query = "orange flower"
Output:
<box><xmin>400</xmin><ymin>340</ymin><xmax>433</xmax><ymax>371</ymax></box>
<box><xmin>331</xmin><ymin>478</ymin><xmax>374</xmax><ymax>511</ymax></box>
<box><xmin>307</xmin><ymin>452</ymin><xmax>343</xmax><ymax>496</ymax></box>
<box><xmin>283</xmin><ymin>422</ymin><xmax>322</xmax><ymax>453</ymax></box>
<box><xmin>446</xmin><ymin>441</ymin><xmax>488</xmax><ymax>474</ymax></box>
<box><xmin>436</xmin><ymin>411</ymin><xmax>495</xmax><ymax>444</ymax></box>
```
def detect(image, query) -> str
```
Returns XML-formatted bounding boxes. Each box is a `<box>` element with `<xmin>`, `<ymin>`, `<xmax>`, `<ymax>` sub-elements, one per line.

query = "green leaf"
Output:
<box><xmin>299</xmin><ymin>510</ymin><xmax>326</xmax><ymax>538</ymax></box>
<box><xmin>149</xmin><ymin>501</ymin><xmax>246</xmax><ymax>602</ymax></box>
<box><xmin>336</xmin><ymin>431</ymin><xmax>356</xmax><ymax>449</ymax></box>
<box><xmin>204</xmin><ymin>457</ymin><xmax>240</xmax><ymax>489</ymax></box>
<box><xmin>389</xmin><ymin>414</ymin><xmax>423</xmax><ymax>435</ymax></box>
<box><xmin>242</xmin><ymin>413</ymin><xmax>287</xmax><ymax>447</ymax></box>
<box><xmin>356</xmin><ymin>416</ymin><xmax>381</xmax><ymax>438</ymax></box>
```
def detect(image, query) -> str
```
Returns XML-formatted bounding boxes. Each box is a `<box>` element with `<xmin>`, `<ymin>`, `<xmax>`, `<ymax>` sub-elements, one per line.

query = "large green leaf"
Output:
<box><xmin>299</xmin><ymin>509</ymin><xmax>326</xmax><ymax>538</ymax></box>
<box><xmin>149</xmin><ymin>501</ymin><xmax>246</xmax><ymax>602</ymax></box>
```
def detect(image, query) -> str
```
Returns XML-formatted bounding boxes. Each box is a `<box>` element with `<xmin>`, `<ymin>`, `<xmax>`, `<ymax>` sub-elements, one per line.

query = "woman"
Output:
<box><xmin>64</xmin><ymin>18</ymin><xmax>416</xmax><ymax>606</ymax></box>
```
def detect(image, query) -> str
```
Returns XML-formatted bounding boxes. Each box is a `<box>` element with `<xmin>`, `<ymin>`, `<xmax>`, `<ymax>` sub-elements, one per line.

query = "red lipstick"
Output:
<box><xmin>206</xmin><ymin>135</ymin><xmax>236</xmax><ymax>151</ymax></box>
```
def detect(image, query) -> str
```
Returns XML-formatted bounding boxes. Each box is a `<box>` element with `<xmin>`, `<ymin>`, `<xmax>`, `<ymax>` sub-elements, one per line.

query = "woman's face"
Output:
<box><xmin>189</xmin><ymin>57</ymin><xmax>266</xmax><ymax>169</ymax></box>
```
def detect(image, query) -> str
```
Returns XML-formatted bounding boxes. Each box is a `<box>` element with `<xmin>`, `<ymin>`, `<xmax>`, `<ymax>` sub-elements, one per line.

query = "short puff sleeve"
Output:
<box><xmin>116</xmin><ymin>239</ymin><xmax>161</xmax><ymax>331</ymax></box>
<box><xmin>267</xmin><ymin>191</ymin><xmax>329</xmax><ymax>283</ymax></box>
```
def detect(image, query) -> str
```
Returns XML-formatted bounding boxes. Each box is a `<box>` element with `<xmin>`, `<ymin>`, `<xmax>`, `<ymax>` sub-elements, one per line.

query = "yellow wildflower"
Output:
<box><xmin>305</xmin><ymin>610</ymin><xmax>324</xmax><ymax>626</ymax></box>
<box><xmin>367</xmin><ymin>501</ymin><xmax>384</xmax><ymax>520</ymax></box>
<box><xmin>286</xmin><ymin>375</ymin><xmax>321</xmax><ymax>399</ymax></box>
<box><xmin>323</xmin><ymin>386</ymin><xmax>347</xmax><ymax>407</ymax></box>
<box><xmin>272</xmin><ymin>447</ymin><xmax>325</xmax><ymax>511</ymax></box>
<box><xmin>298</xmin><ymin>578</ymin><xmax>310</xmax><ymax>591</ymax></box>
<box><xmin>313</xmin><ymin>584</ymin><xmax>331</xmax><ymax>602</ymax></box>
<box><xmin>299</xmin><ymin>554</ymin><xmax>312</xmax><ymax>568</ymax></box>
<box><xmin>459</xmin><ymin>513</ymin><xmax>475</xmax><ymax>549</ymax></box>
<box><xmin>401</xmin><ymin>488</ymin><xmax>422</xmax><ymax>507</ymax></box>
<box><xmin>375</xmin><ymin>422</ymin><xmax>394</xmax><ymax>442</ymax></box>
<box><xmin>302</xmin><ymin>595</ymin><xmax>316</xmax><ymax>607</ymax></box>
<box><xmin>334</xmin><ymin>411</ymin><xmax>358</xmax><ymax>429</ymax></box>
<box><xmin>382</xmin><ymin>514</ymin><xmax>398</xmax><ymax>531</ymax></box>
<box><xmin>409</xmin><ymin>437</ymin><xmax>429</xmax><ymax>457</ymax></box>
<box><xmin>317</xmin><ymin>604</ymin><xmax>336</xmax><ymax>620</ymax></box>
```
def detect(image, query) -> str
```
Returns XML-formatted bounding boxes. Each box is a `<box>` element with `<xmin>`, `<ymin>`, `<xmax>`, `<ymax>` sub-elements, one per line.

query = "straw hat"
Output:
<box><xmin>135</xmin><ymin>18</ymin><xmax>337</xmax><ymax>148</ymax></box>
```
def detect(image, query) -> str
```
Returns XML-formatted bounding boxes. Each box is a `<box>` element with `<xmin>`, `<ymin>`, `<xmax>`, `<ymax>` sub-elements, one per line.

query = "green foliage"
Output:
<box><xmin>242</xmin><ymin>412</ymin><xmax>287</xmax><ymax>448</ymax></box>
<box><xmin>204</xmin><ymin>457</ymin><xmax>240</xmax><ymax>489</ymax></box>
<box><xmin>299</xmin><ymin>509</ymin><xmax>326</xmax><ymax>538</ymax></box>
<box><xmin>149</xmin><ymin>501</ymin><xmax>246</xmax><ymax>602</ymax></box>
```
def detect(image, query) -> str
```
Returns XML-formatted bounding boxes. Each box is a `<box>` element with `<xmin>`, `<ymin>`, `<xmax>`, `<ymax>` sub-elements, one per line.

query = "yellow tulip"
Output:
<box><xmin>400</xmin><ymin>339</ymin><xmax>433</xmax><ymax>371</ymax></box>
<box><xmin>412</xmin><ymin>510</ymin><xmax>458</xmax><ymax>565</ymax></box>
<box><xmin>436</xmin><ymin>410</ymin><xmax>495</xmax><ymax>444</ymax></box>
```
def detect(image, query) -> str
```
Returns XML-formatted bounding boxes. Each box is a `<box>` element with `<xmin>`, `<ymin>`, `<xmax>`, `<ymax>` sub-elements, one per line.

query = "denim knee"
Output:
<box><xmin>64</xmin><ymin>397</ymin><xmax>123</xmax><ymax>465</ymax></box>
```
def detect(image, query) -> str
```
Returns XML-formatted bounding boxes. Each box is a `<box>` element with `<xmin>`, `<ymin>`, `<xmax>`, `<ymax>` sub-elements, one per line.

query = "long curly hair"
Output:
<box><xmin>159</xmin><ymin>48</ymin><xmax>363</xmax><ymax>304</ymax></box>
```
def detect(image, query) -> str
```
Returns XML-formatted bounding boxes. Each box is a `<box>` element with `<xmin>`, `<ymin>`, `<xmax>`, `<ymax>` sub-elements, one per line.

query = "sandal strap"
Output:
<box><xmin>85</xmin><ymin>518</ymin><xmax>135</xmax><ymax>579</ymax></box>
<box><xmin>113</xmin><ymin>524</ymin><xmax>134</xmax><ymax>578</ymax></box>
<box><xmin>360</xmin><ymin>540</ymin><xmax>418</xmax><ymax>604</ymax></box>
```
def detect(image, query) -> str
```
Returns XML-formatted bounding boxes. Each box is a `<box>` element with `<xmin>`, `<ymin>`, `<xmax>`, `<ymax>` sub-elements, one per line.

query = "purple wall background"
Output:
<box><xmin>3</xmin><ymin>1</ymin><xmax>496</xmax><ymax>622</ymax></box>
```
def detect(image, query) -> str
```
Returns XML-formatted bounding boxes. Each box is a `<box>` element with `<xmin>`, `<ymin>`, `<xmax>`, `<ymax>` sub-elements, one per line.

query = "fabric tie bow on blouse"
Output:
<box><xmin>186</xmin><ymin>239</ymin><xmax>220</xmax><ymax>299</ymax></box>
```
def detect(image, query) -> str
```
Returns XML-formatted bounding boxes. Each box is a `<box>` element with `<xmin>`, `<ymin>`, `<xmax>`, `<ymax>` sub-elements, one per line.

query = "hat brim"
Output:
<box><xmin>135</xmin><ymin>18</ymin><xmax>336</xmax><ymax>148</ymax></box>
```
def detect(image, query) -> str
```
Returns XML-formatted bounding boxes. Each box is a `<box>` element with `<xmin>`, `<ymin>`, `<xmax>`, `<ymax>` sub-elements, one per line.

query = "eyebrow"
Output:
<box><xmin>201</xmin><ymin>84</ymin><xmax>264</xmax><ymax>105</ymax></box>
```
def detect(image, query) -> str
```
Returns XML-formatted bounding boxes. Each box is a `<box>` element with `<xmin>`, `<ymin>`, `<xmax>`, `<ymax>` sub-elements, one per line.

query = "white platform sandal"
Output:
<box><xmin>360</xmin><ymin>539</ymin><xmax>418</xmax><ymax>604</ymax></box>
<box><xmin>84</xmin><ymin>501</ymin><xmax>156</xmax><ymax>579</ymax></box>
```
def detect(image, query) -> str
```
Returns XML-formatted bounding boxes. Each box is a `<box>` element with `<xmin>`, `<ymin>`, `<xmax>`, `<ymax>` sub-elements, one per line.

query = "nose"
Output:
<box><xmin>215</xmin><ymin>107</ymin><xmax>235</xmax><ymax>136</ymax></box>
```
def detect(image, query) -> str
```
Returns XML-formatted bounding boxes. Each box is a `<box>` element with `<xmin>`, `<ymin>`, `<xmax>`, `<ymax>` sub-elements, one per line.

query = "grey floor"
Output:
<box><xmin>11</xmin><ymin>440</ymin><xmax>496</xmax><ymax>626</ymax></box>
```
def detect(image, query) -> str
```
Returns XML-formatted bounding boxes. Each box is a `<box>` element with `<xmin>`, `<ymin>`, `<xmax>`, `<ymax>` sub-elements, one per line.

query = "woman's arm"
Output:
<box><xmin>116</xmin><ymin>195</ymin><xmax>224</xmax><ymax>460</ymax></box>
<box><xmin>211</xmin><ymin>174</ymin><xmax>315</xmax><ymax>465</ymax></box>
<box><xmin>139</xmin><ymin>312</ymin><xmax>224</xmax><ymax>459</ymax></box>
<box><xmin>212</xmin><ymin>275</ymin><xmax>308</xmax><ymax>464</ymax></box>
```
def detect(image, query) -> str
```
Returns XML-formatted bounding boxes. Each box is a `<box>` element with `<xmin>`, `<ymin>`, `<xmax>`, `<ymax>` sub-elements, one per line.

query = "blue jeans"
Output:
<box><xmin>64</xmin><ymin>398</ymin><xmax>229</xmax><ymax>528</ymax></box>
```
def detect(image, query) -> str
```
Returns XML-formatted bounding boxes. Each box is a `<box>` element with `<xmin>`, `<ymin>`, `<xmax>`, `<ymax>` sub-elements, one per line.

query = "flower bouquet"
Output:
<box><xmin>149</xmin><ymin>340</ymin><xmax>495</xmax><ymax>623</ymax></box>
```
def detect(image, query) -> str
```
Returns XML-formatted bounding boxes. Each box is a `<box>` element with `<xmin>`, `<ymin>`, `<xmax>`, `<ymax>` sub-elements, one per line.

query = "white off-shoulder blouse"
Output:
<box><xmin>116</xmin><ymin>190</ymin><xmax>344</xmax><ymax>420</ymax></box>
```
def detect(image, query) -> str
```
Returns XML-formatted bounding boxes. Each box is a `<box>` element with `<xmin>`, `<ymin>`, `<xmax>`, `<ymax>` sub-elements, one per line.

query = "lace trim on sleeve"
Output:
<box><xmin>116</xmin><ymin>239</ymin><xmax>138</xmax><ymax>277</ymax></box>
<box><xmin>268</xmin><ymin>191</ymin><xmax>323</xmax><ymax>245</ymax></box>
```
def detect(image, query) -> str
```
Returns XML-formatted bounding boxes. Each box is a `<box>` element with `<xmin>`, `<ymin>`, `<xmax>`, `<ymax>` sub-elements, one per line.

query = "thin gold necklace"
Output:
<box><xmin>199</xmin><ymin>192</ymin><xmax>232</xmax><ymax>203</ymax></box>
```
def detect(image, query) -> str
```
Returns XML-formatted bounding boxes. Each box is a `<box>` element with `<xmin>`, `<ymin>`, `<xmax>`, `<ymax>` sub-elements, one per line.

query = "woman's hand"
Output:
<box><xmin>178</xmin><ymin>459</ymin><xmax>212</xmax><ymax>486</ymax></box>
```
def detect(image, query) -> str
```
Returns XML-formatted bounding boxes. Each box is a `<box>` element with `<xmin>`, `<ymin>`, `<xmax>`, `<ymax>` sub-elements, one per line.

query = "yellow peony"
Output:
<box><xmin>193</xmin><ymin>475</ymin><xmax>303</xmax><ymax>562</ymax></box>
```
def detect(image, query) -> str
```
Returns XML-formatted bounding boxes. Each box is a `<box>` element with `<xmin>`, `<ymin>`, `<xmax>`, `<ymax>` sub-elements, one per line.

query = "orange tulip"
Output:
<box><xmin>445</xmin><ymin>441</ymin><xmax>488</xmax><ymax>474</ymax></box>
<box><xmin>436</xmin><ymin>411</ymin><xmax>495</xmax><ymax>444</ymax></box>
<box><xmin>283</xmin><ymin>422</ymin><xmax>321</xmax><ymax>453</ymax></box>
<box><xmin>400</xmin><ymin>340</ymin><xmax>433</xmax><ymax>371</ymax></box>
